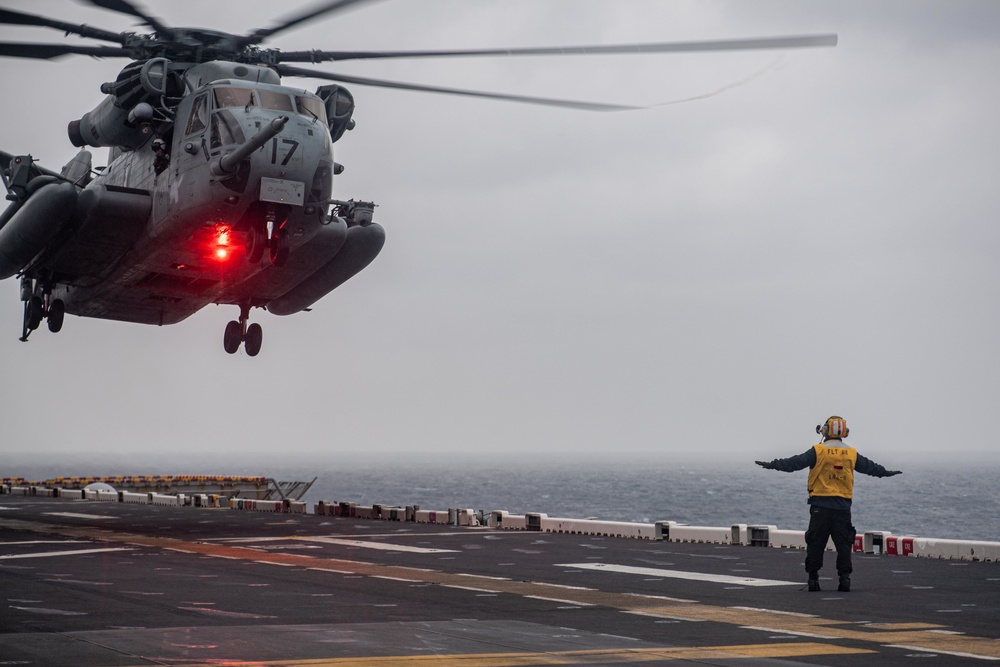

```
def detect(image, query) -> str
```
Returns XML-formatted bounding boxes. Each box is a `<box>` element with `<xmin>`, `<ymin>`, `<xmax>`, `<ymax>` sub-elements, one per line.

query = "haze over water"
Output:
<box><xmin>6</xmin><ymin>454</ymin><xmax>998</xmax><ymax>543</ymax></box>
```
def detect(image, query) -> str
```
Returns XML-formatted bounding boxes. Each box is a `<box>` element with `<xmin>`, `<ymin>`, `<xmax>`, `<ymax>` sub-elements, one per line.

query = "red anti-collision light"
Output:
<box><xmin>210</xmin><ymin>224</ymin><xmax>237</xmax><ymax>262</ymax></box>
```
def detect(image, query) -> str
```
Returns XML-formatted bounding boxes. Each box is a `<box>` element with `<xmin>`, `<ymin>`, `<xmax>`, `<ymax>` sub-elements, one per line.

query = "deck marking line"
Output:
<box><xmin>131</xmin><ymin>642</ymin><xmax>872</xmax><ymax>666</ymax></box>
<box><xmin>176</xmin><ymin>606</ymin><xmax>277</xmax><ymax>619</ymax></box>
<box><xmin>623</xmin><ymin>610</ymin><xmax>708</xmax><ymax>622</ymax></box>
<box><xmin>307</xmin><ymin>567</ymin><xmax>356</xmax><ymax>574</ymax></box>
<box><xmin>256</xmin><ymin>560</ymin><xmax>298</xmax><ymax>567</ymax></box>
<box><xmin>885</xmin><ymin>644</ymin><xmax>1000</xmax><ymax>661</ymax></box>
<box><xmin>0</xmin><ymin>547</ymin><xmax>132</xmax><ymax>560</ymax></box>
<box><xmin>9</xmin><ymin>606</ymin><xmax>88</xmax><ymax>616</ymax></box>
<box><xmin>623</xmin><ymin>592</ymin><xmax>697</xmax><ymax>604</ymax></box>
<box><xmin>206</xmin><ymin>537</ymin><xmax>291</xmax><ymax>542</ymax></box>
<box><xmin>442</xmin><ymin>585</ymin><xmax>500</xmax><ymax>593</ymax></box>
<box><xmin>557</xmin><ymin>562</ymin><xmax>799</xmax><ymax>586</ymax></box>
<box><xmin>296</xmin><ymin>536</ymin><xmax>458</xmax><ymax>553</ymax></box>
<box><xmin>523</xmin><ymin>595</ymin><xmax>596</xmax><ymax>606</ymax></box>
<box><xmin>731</xmin><ymin>606</ymin><xmax>819</xmax><ymax>618</ymax></box>
<box><xmin>531</xmin><ymin>581</ymin><xmax>596</xmax><ymax>591</ymax></box>
<box><xmin>1</xmin><ymin>540</ymin><xmax>89</xmax><ymax>545</ymax></box>
<box><xmin>741</xmin><ymin>625</ymin><xmax>838</xmax><ymax>639</ymax></box>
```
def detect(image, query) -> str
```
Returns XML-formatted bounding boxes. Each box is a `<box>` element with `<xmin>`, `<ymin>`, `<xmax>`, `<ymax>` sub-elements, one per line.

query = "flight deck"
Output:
<box><xmin>1</xmin><ymin>492</ymin><xmax>999</xmax><ymax>666</ymax></box>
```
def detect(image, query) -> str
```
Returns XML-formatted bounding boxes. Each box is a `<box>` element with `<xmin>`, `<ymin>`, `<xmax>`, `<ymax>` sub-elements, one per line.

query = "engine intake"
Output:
<box><xmin>316</xmin><ymin>84</ymin><xmax>356</xmax><ymax>143</ymax></box>
<box><xmin>68</xmin><ymin>58</ymin><xmax>180</xmax><ymax>149</ymax></box>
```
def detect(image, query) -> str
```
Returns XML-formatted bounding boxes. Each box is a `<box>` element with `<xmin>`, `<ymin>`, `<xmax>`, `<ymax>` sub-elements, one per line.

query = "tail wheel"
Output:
<box><xmin>47</xmin><ymin>299</ymin><xmax>65</xmax><ymax>333</ymax></box>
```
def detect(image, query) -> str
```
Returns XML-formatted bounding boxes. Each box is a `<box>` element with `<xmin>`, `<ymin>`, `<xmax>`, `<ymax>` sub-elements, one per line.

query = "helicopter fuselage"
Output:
<box><xmin>2</xmin><ymin>61</ymin><xmax>384</xmax><ymax>350</ymax></box>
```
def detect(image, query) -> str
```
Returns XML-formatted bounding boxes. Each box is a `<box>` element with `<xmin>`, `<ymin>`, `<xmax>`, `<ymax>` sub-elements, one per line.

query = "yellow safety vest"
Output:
<box><xmin>807</xmin><ymin>443</ymin><xmax>857</xmax><ymax>499</ymax></box>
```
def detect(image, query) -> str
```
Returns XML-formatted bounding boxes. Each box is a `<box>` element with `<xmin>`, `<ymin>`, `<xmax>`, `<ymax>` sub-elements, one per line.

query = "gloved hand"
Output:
<box><xmin>755</xmin><ymin>460</ymin><xmax>775</xmax><ymax>470</ymax></box>
<box><xmin>884</xmin><ymin>470</ymin><xmax>903</xmax><ymax>476</ymax></box>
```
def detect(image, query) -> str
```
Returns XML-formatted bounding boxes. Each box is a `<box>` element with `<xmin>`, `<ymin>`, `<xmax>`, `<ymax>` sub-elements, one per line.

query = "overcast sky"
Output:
<box><xmin>1</xmin><ymin>1</ymin><xmax>998</xmax><ymax>470</ymax></box>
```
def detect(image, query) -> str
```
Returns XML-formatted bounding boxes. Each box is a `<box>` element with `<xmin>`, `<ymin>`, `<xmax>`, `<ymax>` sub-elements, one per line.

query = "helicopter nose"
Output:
<box><xmin>212</xmin><ymin>116</ymin><xmax>288</xmax><ymax>176</ymax></box>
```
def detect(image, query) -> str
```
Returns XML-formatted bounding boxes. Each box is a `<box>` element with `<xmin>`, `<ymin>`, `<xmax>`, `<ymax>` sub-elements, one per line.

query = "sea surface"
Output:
<box><xmin>291</xmin><ymin>460</ymin><xmax>1000</xmax><ymax>542</ymax></box>
<box><xmin>8</xmin><ymin>456</ymin><xmax>996</xmax><ymax>542</ymax></box>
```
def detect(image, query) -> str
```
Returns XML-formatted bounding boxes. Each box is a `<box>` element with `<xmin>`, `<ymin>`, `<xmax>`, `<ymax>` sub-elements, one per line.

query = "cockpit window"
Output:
<box><xmin>211</xmin><ymin>109</ymin><xmax>247</xmax><ymax>149</ymax></box>
<box><xmin>257</xmin><ymin>89</ymin><xmax>295</xmax><ymax>112</ymax></box>
<box><xmin>185</xmin><ymin>93</ymin><xmax>209</xmax><ymax>135</ymax></box>
<box><xmin>295</xmin><ymin>95</ymin><xmax>328</xmax><ymax>124</ymax></box>
<box><xmin>214</xmin><ymin>87</ymin><xmax>255</xmax><ymax>109</ymax></box>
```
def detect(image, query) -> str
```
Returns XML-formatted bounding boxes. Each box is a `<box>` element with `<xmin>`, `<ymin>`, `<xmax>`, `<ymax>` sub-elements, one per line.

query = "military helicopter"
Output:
<box><xmin>0</xmin><ymin>1</ymin><xmax>835</xmax><ymax>356</ymax></box>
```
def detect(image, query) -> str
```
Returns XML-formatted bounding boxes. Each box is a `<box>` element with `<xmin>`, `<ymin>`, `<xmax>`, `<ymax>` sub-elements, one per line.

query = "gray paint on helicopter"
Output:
<box><xmin>0</xmin><ymin>1</ymin><xmax>998</xmax><ymax>464</ymax></box>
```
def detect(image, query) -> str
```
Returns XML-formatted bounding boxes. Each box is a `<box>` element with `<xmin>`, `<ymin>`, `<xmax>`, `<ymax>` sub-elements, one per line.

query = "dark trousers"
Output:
<box><xmin>804</xmin><ymin>505</ymin><xmax>856</xmax><ymax>577</ymax></box>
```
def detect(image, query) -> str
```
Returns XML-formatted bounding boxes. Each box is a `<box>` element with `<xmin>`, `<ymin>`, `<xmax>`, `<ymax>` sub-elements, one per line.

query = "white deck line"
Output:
<box><xmin>556</xmin><ymin>562</ymin><xmax>799</xmax><ymax>586</ymax></box>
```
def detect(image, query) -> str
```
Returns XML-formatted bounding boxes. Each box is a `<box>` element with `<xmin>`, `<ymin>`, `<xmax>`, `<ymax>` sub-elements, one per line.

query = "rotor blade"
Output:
<box><xmin>0</xmin><ymin>8</ymin><xmax>125</xmax><ymax>44</ymax></box>
<box><xmin>0</xmin><ymin>42</ymin><xmax>130</xmax><ymax>59</ymax></box>
<box><xmin>85</xmin><ymin>0</ymin><xmax>172</xmax><ymax>36</ymax></box>
<box><xmin>241</xmin><ymin>0</ymin><xmax>379</xmax><ymax>46</ymax></box>
<box><xmin>274</xmin><ymin>64</ymin><xmax>639</xmax><ymax>112</ymax></box>
<box><xmin>275</xmin><ymin>33</ymin><xmax>838</xmax><ymax>63</ymax></box>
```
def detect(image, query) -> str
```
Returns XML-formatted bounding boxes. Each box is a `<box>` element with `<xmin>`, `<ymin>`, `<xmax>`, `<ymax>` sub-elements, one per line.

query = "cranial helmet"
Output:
<box><xmin>817</xmin><ymin>416</ymin><xmax>849</xmax><ymax>440</ymax></box>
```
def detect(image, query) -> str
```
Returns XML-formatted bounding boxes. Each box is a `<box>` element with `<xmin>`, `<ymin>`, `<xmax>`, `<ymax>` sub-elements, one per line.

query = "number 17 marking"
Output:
<box><xmin>270</xmin><ymin>138</ymin><xmax>299</xmax><ymax>166</ymax></box>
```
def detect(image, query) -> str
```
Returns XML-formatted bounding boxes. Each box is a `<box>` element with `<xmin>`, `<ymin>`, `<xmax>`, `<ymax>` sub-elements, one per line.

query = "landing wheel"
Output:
<box><xmin>246</xmin><ymin>225</ymin><xmax>265</xmax><ymax>264</ymax></box>
<box><xmin>269</xmin><ymin>227</ymin><xmax>289</xmax><ymax>267</ymax></box>
<box><xmin>244</xmin><ymin>322</ymin><xmax>263</xmax><ymax>357</ymax></box>
<box><xmin>47</xmin><ymin>299</ymin><xmax>65</xmax><ymax>333</ymax></box>
<box><xmin>19</xmin><ymin>298</ymin><xmax>38</xmax><ymax>341</ymax></box>
<box><xmin>26</xmin><ymin>296</ymin><xmax>43</xmax><ymax>331</ymax></box>
<box><xmin>223</xmin><ymin>320</ymin><xmax>242</xmax><ymax>354</ymax></box>
<box><xmin>223</xmin><ymin>305</ymin><xmax>264</xmax><ymax>356</ymax></box>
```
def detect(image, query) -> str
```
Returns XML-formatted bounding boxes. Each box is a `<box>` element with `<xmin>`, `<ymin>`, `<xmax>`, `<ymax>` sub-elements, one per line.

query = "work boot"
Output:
<box><xmin>807</xmin><ymin>575</ymin><xmax>821</xmax><ymax>592</ymax></box>
<box><xmin>838</xmin><ymin>576</ymin><xmax>851</xmax><ymax>592</ymax></box>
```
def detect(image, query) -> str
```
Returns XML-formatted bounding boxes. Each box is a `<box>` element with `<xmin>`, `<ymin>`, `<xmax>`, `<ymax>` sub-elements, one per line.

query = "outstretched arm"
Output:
<box><xmin>756</xmin><ymin>448</ymin><xmax>816</xmax><ymax>472</ymax></box>
<box><xmin>857</xmin><ymin>453</ymin><xmax>902</xmax><ymax>477</ymax></box>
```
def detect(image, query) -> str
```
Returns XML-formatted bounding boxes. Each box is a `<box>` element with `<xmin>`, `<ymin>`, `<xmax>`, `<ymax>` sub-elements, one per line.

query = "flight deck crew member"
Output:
<box><xmin>755</xmin><ymin>416</ymin><xmax>901</xmax><ymax>592</ymax></box>
<box><xmin>152</xmin><ymin>137</ymin><xmax>170</xmax><ymax>175</ymax></box>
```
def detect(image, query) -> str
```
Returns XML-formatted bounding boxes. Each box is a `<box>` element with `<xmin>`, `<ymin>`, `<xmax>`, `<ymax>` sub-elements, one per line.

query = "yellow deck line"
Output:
<box><xmin>122</xmin><ymin>643</ymin><xmax>871</xmax><ymax>667</ymax></box>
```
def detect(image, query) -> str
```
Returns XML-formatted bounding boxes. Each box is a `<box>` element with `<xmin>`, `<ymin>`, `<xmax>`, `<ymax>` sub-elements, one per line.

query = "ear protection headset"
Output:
<box><xmin>816</xmin><ymin>416</ymin><xmax>849</xmax><ymax>439</ymax></box>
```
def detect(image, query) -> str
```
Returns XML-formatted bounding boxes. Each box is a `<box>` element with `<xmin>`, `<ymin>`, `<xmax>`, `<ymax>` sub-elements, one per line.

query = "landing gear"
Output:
<box><xmin>244</xmin><ymin>322</ymin><xmax>263</xmax><ymax>356</ymax></box>
<box><xmin>47</xmin><ymin>298</ymin><xmax>65</xmax><ymax>333</ymax></box>
<box><xmin>245</xmin><ymin>210</ymin><xmax>289</xmax><ymax>267</ymax></box>
<box><xmin>223</xmin><ymin>320</ymin><xmax>242</xmax><ymax>354</ymax></box>
<box><xmin>223</xmin><ymin>304</ymin><xmax>263</xmax><ymax>356</ymax></box>
<box><xmin>18</xmin><ymin>277</ymin><xmax>65</xmax><ymax>342</ymax></box>
<box><xmin>269</xmin><ymin>227</ymin><xmax>289</xmax><ymax>267</ymax></box>
<box><xmin>246</xmin><ymin>224</ymin><xmax>265</xmax><ymax>264</ymax></box>
<box><xmin>20</xmin><ymin>296</ymin><xmax>42</xmax><ymax>341</ymax></box>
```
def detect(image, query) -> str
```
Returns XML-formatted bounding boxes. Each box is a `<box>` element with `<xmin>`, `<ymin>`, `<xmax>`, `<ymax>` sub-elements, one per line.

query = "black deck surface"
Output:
<box><xmin>2</xmin><ymin>495</ymin><xmax>998</xmax><ymax>666</ymax></box>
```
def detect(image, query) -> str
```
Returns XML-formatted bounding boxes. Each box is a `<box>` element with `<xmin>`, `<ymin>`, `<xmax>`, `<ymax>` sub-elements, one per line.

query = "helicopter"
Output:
<box><xmin>0</xmin><ymin>1</ymin><xmax>836</xmax><ymax>356</ymax></box>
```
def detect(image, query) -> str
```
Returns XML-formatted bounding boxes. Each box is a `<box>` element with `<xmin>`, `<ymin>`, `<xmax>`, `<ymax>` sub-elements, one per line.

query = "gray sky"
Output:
<box><xmin>1</xmin><ymin>1</ymin><xmax>998</xmax><ymax>468</ymax></box>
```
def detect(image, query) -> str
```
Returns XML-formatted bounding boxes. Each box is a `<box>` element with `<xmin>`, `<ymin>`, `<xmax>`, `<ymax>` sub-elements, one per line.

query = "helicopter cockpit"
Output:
<box><xmin>210</xmin><ymin>85</ymin><xmax>328</xmax><ymax>125</ymax></box>
<box><xmin>183</xmin><ymin>83</ymin><xmax>330</xmax><ymax>146</ymax></box>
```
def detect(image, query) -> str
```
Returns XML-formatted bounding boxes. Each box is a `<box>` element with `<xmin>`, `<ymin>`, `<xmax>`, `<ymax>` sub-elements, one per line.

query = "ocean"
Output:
<box><xmin>5</xmin><ymin>456</ymin><xmax>998</xmax><ymax>543</ymax></box>
<box><xmin>291</xmin><ymin>459</ymin><xmax>1000</xmax><ymax>542</ymax></box>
